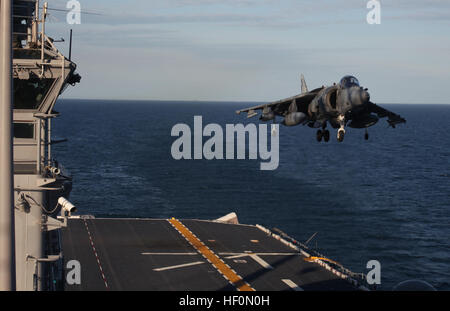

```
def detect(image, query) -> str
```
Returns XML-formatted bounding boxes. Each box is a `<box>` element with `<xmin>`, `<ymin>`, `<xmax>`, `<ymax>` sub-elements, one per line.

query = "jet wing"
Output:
<box><xmin>367</xmin><ymin>102</ymin><xmax>406</xmax><ymax>128</ymax></box>
<box><xmin>236</xmin><ymin>87</ymin><xmax>323</xmax><ymax>118</ymax></box>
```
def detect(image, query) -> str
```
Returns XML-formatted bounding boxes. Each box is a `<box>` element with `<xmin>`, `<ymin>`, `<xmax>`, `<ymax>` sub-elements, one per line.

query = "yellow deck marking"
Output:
<box><xmin>168</xmin><ymin>218</ymin><xmax>254</xmax><ymax>291</ymax></box>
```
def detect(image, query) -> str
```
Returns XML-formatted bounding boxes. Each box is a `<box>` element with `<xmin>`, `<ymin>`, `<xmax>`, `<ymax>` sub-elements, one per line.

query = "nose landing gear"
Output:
<box><xmin>337</xmin><ymin>128</ymin><xmax>345</xmax><ymax>142</ymax></box>
<box><xmin>337</xmin><ymin>114</ymin><xmax>346</xmax><ymax>142</ymax></box>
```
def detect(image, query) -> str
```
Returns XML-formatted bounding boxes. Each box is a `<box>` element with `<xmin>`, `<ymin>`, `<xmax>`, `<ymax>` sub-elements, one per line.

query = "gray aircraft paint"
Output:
<box><xmin>236</xmin><ymin>75</ymin><xmax>405</xmax><ymax>142</ymax></box>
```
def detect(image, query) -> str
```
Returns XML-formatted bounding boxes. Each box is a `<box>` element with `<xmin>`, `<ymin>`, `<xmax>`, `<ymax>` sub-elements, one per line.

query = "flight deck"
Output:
<box><xmin>61</xmin><ymin>217</ymin><xmax>364</xmax><ymax>291</ymax></box>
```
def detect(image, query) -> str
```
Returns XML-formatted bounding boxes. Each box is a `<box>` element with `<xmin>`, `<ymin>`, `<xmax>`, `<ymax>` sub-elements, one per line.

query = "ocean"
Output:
<box><xmin>53</xmin><ymin>99</ymin><xmax>450</xmax><ymax>290</ymax></box>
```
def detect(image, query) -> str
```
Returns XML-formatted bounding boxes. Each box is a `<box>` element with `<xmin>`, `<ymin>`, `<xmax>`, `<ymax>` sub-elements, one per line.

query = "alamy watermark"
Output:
<box><xmin>65</xmin><ymin>2</ymin><xmax>381</xmax><ymax>27</ymax></box>
<box><xmin>367</xmin><ymin>0</ymin><xmax>381</xmax><ymax>25</ymax></box>
<box><xmin>66</xmin><ymin>259</ymin><xmax>81</xmax><ymax>285</ymax></box>
<box><xmin>66</xmin><ymin>0</ymin><xmax>81</xmax><ymax>25</ymax></box>
<box><xmin>366</xmin><ymin>259</ymin><xmax>381</xmax><ymax>285</ymax></box>
<box><xmin>170</xmin><ymin>116</ymin><xmax>279</xmax><ymax>170</ymax></box>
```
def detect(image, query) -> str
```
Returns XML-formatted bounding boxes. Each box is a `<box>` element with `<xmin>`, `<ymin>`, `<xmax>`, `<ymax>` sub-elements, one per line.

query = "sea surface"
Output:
<box><xmin>53</xmin><ymin>99</ymin><xmax>450</xmax><ymax>290</ymax></box>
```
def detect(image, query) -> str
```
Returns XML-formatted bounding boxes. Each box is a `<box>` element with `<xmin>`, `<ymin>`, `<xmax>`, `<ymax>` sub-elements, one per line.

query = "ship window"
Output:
<box><xmin>14</xmin><ymin>122</ymin><xmax>34</xmax><ymax>139</ymax></box>
<box><xmin>13</xmin><ymin>78</ymin><xmax>55</xmax><ymax>109</ymax></box>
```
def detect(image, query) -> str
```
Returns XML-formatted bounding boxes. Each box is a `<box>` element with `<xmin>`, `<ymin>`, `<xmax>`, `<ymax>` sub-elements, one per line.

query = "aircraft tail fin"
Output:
<box><xmin>301</xmin><ymin>74</ymin><xmax>308</xmax><ymax>93</ymax></box>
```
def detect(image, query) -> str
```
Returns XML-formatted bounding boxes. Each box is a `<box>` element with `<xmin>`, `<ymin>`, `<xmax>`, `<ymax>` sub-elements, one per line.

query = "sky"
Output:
<box><xmin>45</xmin><ymin>0</ymin><xmax>450</xmax><ymax>103</ymax></box>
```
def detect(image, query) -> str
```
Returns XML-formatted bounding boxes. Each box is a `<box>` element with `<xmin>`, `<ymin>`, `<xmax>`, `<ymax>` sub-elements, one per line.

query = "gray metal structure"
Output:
<box><xmin>0</xmin><ymin>0</ymin><xmax>16</xmax><ymax>291</ymax></box>
<box><xmin>5</xmin><ymin>0</ymin><xmax>80</xmax><ymax>290</ymax></box>
<box><xmin>236</xmin><ymin>75</ymin><xmax>406</xmax><ymax>142</ymax></box>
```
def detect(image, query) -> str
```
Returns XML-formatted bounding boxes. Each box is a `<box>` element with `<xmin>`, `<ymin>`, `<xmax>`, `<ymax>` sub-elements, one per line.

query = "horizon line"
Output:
<box><xmin>57</xmin><ymin>98</ymin><xmax>450</xmax><ymax>105</ymax></box>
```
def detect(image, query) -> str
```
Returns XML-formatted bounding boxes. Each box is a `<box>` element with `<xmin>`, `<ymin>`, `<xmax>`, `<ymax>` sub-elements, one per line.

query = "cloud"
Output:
<box><xmin>45</xmin><ymin>0</ymin><xmax>450</xmax><ymax>103</ymax></box>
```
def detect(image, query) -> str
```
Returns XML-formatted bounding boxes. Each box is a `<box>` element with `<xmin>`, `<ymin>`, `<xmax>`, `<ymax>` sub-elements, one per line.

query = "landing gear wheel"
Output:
<box><xmin>316</xmin><ymin>130</ymin><xmax>323</xmax><ymax>142</ymax></box>
<box><xmin>364</xmin><ymin>129</ymin><xmax>369</xmax><ymax>140</ymax></box>
<box><xmin>323</xmin><ymin>130</ymin><xmax>330</xmax><ymax>142</ymax></box>
<box><xmin>337</xmin><ymin>129</ymin><xmax>345</xmax><ymax>142</ymax></box>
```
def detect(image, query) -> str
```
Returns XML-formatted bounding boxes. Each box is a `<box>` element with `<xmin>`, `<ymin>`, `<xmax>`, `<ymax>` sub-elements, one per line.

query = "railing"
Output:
<box><xmin>270</xmin><ymin>227</ymin><xmax>370</xmax><ymax>287</ymax></box>
<box><xmin>256</xmin><ymin>224</ymin><xmax>371</xmax><ymax>290</ymax></box>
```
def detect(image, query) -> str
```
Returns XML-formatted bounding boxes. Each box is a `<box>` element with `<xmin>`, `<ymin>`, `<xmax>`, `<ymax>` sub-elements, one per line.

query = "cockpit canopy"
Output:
<box><xmin>339</xmin><ymin>76</ymin><xmax>360</xmax><ymax>88</ymax></box>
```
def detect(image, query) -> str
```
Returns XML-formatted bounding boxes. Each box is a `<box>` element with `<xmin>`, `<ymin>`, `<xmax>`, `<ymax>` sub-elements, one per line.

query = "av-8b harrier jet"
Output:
<box><xmin>236</xmin><ymin>75</ymin><xmax>406</xmax><ymax>142</ymax></box>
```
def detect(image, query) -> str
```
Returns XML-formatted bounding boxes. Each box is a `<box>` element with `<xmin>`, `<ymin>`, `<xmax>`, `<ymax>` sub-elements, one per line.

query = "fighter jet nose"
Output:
<box><xmin>362</xmin><ymin>90</ymin><xmax>370</xmax><ymax>103</ymax></box>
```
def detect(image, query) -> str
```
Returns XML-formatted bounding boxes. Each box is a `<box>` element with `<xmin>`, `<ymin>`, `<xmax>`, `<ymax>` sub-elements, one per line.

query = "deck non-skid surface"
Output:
<box><xmin>62</xmin><ymin>218</ymin><xmax>357</xmax><ymax>291</ymax></box>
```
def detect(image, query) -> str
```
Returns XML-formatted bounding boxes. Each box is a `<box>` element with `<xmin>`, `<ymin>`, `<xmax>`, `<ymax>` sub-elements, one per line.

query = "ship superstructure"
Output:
<box><xmin>11</xmin><ymin>0</ymin><xmax>80</xmax><ymax>290</ymax></box>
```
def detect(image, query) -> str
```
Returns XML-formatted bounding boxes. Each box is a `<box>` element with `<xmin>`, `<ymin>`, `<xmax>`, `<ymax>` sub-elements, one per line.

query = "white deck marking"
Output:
<box><xmin>146</xmin><ymin>251</ymin><xmax>300</xmax><ymax>277</ymax></box>
<box><xmin>219</xmin><ymin>252</ymin><xmax>300</xmax><ymax>256</ymax></box>
<box><xmin>153</xmin><ymin>261</ymin><xmax>205</xmax><ymax>271</ymax></box>
<box><xmin>143</xmin><ymin>252</ymin><xmax>299</xmax><ymax>257</ymax></box>
<box><xmin>224</xmin><ymin>254</ymin><xmax>248</xmax><ymax>259</ymax></box>
<box><xmin>282</xmin><ymin>279</ymin><xmax>304</xmax><ymax>291</ymax></box>
<box><xmin>249</xmin><ymin>254</ymin><xmax>274</xmax><ymax>270</ymax></box>
<box><xmin>223</xmin><ymin>253</ymin><xmax>274</xmax><ymax>269</ymax></box>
